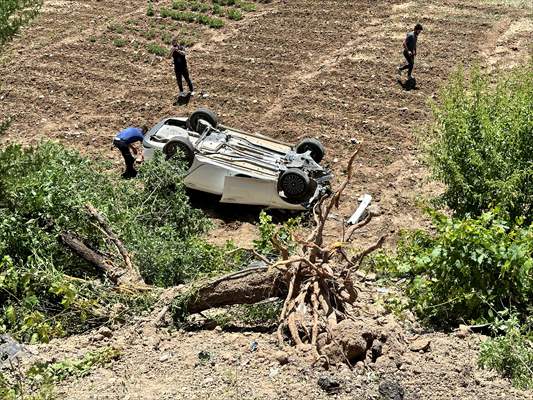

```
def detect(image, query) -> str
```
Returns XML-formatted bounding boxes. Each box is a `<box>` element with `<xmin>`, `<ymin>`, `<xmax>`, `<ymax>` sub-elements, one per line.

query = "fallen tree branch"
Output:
<box><xmin>85</xmin><ymin>204</ymin><xmax>144</xmax><ymax>285</ymax></box>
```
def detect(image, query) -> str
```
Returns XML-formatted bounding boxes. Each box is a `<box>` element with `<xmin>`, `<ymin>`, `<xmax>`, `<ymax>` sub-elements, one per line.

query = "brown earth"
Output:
<box><xmin>1</xmin><ymin>0</ymin><xmax>532</xmax><ymax>399</ymax></box>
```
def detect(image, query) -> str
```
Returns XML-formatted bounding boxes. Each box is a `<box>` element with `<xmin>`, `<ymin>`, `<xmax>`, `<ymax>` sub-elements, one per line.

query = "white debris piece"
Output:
<box><xmin>347</xmin><ymin>194</ymin><xmax>372</xmax><ymax>225</ymax></box>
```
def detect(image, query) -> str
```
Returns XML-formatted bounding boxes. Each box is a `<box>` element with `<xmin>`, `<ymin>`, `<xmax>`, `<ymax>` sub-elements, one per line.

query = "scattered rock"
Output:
<box><xmin>274</xmin><ymin>350</ymin><xmax>289</xmax><ymax>365</ymax></box>
<box><xmin>322</xmin><ymin>320</ymin><xmax>376</xmax><ymax>364</ymax></box>
<box><xmin>159</xmin><ymin>353</ymin><xmax>170</xmax><ymax>362</ymax></box>
<box><xmin>409</xmin><ymin>338</ymin><xmax>431</xmax><ymax>353</ymax></box>
<box><xmin>0</xmin><ymin>335</ymin><xmax>24</xmax><ymax>366</ymax></box>
<box><xmin>98</xmin><ymin>326</ymin><xmax>113</xmax><ymax>339</ymax></box>
<box><xmin>317</xmin><ymin>376</ymin><xmax>341</xmax><ymax>394</ymax></box>
<box><xmin>454</xmin><ymin>325</ymin><xmax>471</xmax><ymax>339</ymax></box>
<box><xmin>379</xmin><ymin>380</ymin><xmax>404</xmax><ymax>400</ymax></box>
<box><xmin>269</xmin><ymin>367</ymin><xmax>279</xmax><ymax>378</ymax></box>
<box><xmin>368</xmin><ymin>204</ymin><xmax>382</xmax><ymax>216</ymax></box>
<box><xmin>370</xmin><ymin>340</ymin><xmax>383</xmax><ymax>362</ymax></box>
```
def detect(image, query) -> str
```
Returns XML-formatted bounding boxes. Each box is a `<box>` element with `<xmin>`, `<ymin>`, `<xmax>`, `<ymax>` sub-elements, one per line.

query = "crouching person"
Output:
<box><xmin>113</xmin><ymin>126</ymin><xmax>147</xmax><ymax>179</ymax></box>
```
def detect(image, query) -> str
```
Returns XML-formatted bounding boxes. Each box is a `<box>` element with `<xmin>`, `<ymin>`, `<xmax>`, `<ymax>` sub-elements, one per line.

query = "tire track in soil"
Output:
<box><xmin>0</xmin><ymin>0</ymin><xmax>531</xmax><ymax>247</ymax></box>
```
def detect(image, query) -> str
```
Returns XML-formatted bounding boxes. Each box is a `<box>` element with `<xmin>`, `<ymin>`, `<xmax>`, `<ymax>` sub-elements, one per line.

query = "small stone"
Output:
<box><xmin>378</xmin><ymin>380</ymin><xmax>404</xmax><ymax>400</ymax></box>
<box><xmin>368</xmin><ymin>204</ymin><xmax>382</xmax><ymax>216</ymax></box>
<box><xmin>455</xmin><ymin>324</ymin><xmax>471</xmax><ymax>339</ymax></box>
<box><xmin>317</xmin><ymin>376</ymin><xmax>341</xmax><ymax>394</ymax></box>
<box><xmin>98</xmin><ymin>326</ymin><xmax>113</xmax><ymax>339</ymax></box>
<box><xmin>214</xmin><ymin>326</ymin><xmax>223</xmax><ymax>332</ymax></box>
<box><xmin>159</xmin><ymin>354</ymin><xmax>170</xmax><ymax>362</ymax></box>
<box><xmin>409</xmin><ymin>339</ymin><xmax>431</xmax><ymax>353</ymax></box>
<box><xmin>274</xmin><ymin>350</ymin><xmax>289</xmax><ymax>365</ymax></box>
<box><xmin>269</xmin><ymin>367</ymin><xmax>279</xmax><ymax>378</ymax></box>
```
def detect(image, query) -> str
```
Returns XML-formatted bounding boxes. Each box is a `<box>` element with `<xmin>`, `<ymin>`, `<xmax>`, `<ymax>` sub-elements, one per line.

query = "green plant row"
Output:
<box><xmin>160</xmin><ymin>7</ymin><xmax>225</xmax><ymax>28</ymax></box>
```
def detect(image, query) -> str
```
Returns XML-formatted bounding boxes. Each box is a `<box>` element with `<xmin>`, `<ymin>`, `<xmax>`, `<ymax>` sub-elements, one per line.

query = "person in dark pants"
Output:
<box><xmin>170</xmin><ymin>38</ymin><xmax>194</xmax><ymax>97</ymax></box>
<box><xmin>398</xmin><ymin>23</ymin><xmax>423</xmax><ymax>80</ymax></box>
<box><xmin>113</xmin><ymin>126</ymin><xmax>147</xmax><ymax>179</ymax></box>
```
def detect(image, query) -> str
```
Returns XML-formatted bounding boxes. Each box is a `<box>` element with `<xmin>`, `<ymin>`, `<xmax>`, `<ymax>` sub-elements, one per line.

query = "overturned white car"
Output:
<box><xmin>142</xmin><ymin>108</ymin><xmax>332</xmax><ymax>210</ymax></box>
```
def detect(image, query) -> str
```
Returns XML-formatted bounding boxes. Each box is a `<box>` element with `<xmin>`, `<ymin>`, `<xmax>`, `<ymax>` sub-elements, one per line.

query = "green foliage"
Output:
<box><xmin>0</xmin><ymin>347</ymin><xmax>119</xmax><ymax>399</ymax></box>
<box><xmin>253</xmin><ymin>211</ymin><xmax>300</xmax><ymax>258</ymax></box>
<box><xmin>161</xmin><ymin>8</ymin><xmax>225</xmax><ymax>28</ymax></box>
<box><xmin>146</xmin><ymin>1</ymin><xmax>155</xmax><ymax>16</ymax></box>
<box><xmin>375</xmin><ymin>210</ymin><xmax>533</xmax><ymax>326</ymax></box>
<box><xmin>146</xmin><ymin>42</ymin><xmax>167</xmax><ymax>56</ymax></box>
<box><xmin>426</xmin><ymin>64</ymin><xmax>533</xmax><ymax>222</ymax></box>
<box><xmin>107</xmin><ymin>23</ymin><xmax>124</xmax><ymax>34</ymax></box>
<box><xmin>0</xmin><ymin>143</ymin><xmax>224</xmax><ymax>341</ymax></box>
<box><xmin>0</xmin><ymin>0</ymin><xmax>42</xmax><ymax>48</ymax></box>
<box><xmin>479</xmin><ymin>314</ymin><xmax>533</xmax><ymax>389</ymax></box>
<box><xmin>112</xmin><ymin>38</ymin><xmax>126</xmax><ymax>47</ymax></box>
<box><xmin>226</xmin><ymin>8</ymin><xmax>243</xmax><ymax>20</ymax></box>
<box><xmin>28</xmin><ymin>347</ymin><xmax>120</xmax><ymax>382</ymax></box>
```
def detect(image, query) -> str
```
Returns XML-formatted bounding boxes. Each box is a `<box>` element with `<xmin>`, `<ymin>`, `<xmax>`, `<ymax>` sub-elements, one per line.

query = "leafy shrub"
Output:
<box><xmin>172</xmin><ymin>0</ymin><xmax>188</xmax><ymax>10</ymax></box>
<box><xmin>146</xmin><ymin>42</ymin><xmax>167</xmax><ymax>56</ymax></box>
<box><xmin>375</xmin><ymin>210</ymin><xmax>533</xmax><ymax>326</ymax></box>
<box><xmin>0</xmin><ymin>143</ymin><xmax>228</xmax><ymax>340</ymax></box>
<box><xmin>146</xmin><ymin>1</ymin><xmax>155</xmax><ymax>16</ymax></box>
<box><xmin>426</xmin><ymin>64</ymin><xmax>533</xmax><ymax>222</ymax></box>
<box><xmin>1</xmin><ymin>347</ymin><xmax>119</xmax><ymax>399</ymax></box>
<box><xmin>212</xmin><ymin>4</ymin><xmax>224</xmax><ymax>15</ymax></box>
<box><xmin>226</xmin><ymin>8</ymin><xmax>243</xmax><ymax>20</ymax></box>
<box><xmin>237</xmin><ymin>1</ymin><xmax>257</xmax><ymax>11</ymax></box>
<box><xmin>479</xmin><ymin>314</ymin><xmax>533</xmax><ymax>389</ymax></box>
<box><xmin>0</xmin><ymin>0</ymin><xmax>42</xmax><ymax>48</ymax></box>
<box><xmin>253</xmin><ymin>211</ymin><xmax>300</xmax><ymax>258</ymax></box>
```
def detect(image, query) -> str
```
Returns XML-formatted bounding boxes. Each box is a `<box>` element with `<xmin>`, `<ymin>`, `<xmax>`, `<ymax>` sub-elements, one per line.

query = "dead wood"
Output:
<box><xmin>60</xmin><ymin>231</ymin><xmax>127</xmax><ymax>285</ymax></box>
<box><xmin>184</xmin><ymin>268</ymin><xmax>285</xmax><ymax>315</ymax></box>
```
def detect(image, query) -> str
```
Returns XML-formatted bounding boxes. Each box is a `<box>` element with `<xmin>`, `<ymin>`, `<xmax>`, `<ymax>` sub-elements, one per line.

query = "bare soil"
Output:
<box><xmin>1</xmin><ymin>0</ymin><xmax>532</xmax><ymax>398</ymax></box>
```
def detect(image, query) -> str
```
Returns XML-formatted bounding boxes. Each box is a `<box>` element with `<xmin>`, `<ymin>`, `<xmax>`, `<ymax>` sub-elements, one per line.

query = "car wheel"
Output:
<box><xmin>295</xmin><ymin>138</ymin><xmax>325</xmax><ymax>163</ymax></box>
<box><xmin>278</xmin><ymin>169</ymin><xmax>312</xmax><ymax>203</ymax></box>
<box><xmin>187</xmin><ymin>108</ymin><xmax>218</xmax><ymax>133</ymax></box>
<box><xmin>163</xmin><ymin>138</ymin><xmax>194</xmax><ymax>168</ymax></box>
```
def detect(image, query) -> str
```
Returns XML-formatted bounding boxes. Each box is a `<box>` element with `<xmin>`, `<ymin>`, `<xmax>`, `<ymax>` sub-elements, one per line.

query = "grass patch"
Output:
<box><xmin>112</xmin><ymin>38</ymin><xmax>126</xmax><ymax>47</ymax></box>
<box><xmin>226</xmin><ymin>8</ymin><xmax>243</xmax><ymax>20</ymax></box>
<box><xmin>146</xmin><ymin>42</ymin><xmax>167</xmax><ymax>56</ymax></box>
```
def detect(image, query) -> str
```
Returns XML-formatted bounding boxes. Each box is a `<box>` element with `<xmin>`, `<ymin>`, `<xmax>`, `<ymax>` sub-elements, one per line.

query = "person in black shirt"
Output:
<box><xmin>398</xmin><ymin>23</ymin><xmax>423</xmax><ymax>80</ymax></box>
<box><xmin>170</xmin><ymin>38</ymin><xmax>194</xmax><ymax>97</ymax></box>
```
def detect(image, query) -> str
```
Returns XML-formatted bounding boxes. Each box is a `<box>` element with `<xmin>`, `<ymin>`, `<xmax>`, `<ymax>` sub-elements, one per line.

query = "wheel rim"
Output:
<box><xmin>165</xmin><ymin>143</ymin><xmax>177</xmax><ymax>156</ymax></box>
<box><xmin>282</xmin><ymin>174</ymin><xmax>306</xmax><ymax>197</ymax></box>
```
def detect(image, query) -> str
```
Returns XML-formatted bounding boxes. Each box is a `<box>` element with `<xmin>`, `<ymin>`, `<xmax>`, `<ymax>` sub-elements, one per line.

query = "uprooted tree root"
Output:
<box><xmin>62</xmin><ymin>145</ymin><xmax>385</xmax><ymax>365</ymax></box>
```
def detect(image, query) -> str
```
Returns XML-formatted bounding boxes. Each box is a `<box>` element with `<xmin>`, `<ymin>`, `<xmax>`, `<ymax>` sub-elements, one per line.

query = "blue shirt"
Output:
<box><xmin>115</xmin><ymin>127</ymin><xmax>144</xmax><ymax>145</ymax></box>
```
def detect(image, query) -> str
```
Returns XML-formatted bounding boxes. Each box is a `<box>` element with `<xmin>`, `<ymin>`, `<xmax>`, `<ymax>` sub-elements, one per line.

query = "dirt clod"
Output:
<box><xmin>317</xmin><ymin>376</ymin><xmax>341</xmax><ymax>394</ymax></box>
<box><xmin>409</xmin><ymin>338</ymin><xmax>431</xmax><ymax>353</ymax></box>
<box><xmin>378</xmin><ymin>380</ymin><xmax>405</xmax><ymax>400</ymax></box>
<box><xmin>274</xmin><ymin>350</ymin><xmax>289</xmax><ymax>365</ymax></box>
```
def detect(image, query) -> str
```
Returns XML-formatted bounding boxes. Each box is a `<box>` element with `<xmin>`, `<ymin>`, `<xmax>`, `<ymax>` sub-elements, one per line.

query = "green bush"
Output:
<box><xmin>479</xmin><ymin>314</ymin><xmax>532</xmax><ymax>389</ymax></box>
<box><xmin>0</xmin><ymin>143</ymin><xmax>230</xmax><ymax>341</ymax></box>
<box><xmin>146</xmin><ymin>42</ymin><xmax>167</xmax><ymax>56</ymax></box>
<box><xmin>226</xmin><ymin>8</ymin><xmax>243</xmax><ymax>20</ymax></box>
<box><xmin>0</xmin><ymin>0</ymin><xmax>42</xmax><ymax>48</ymax></box>
<box><xmin>112</xmin><ymin>38</ymin><xmax>126</xmax><ymax>47</ymax></box>
<box><xmin>253</xmin><ymin>211</ymin><xmax>300</xmax><ymax>258</ymax></box>
<box><xmin>146</xmin><ymin>1</ymin><xmax>155</xmax><ymax>16</ymax></box>
<box><xmin>426</xmin><ymin>64</ymin><xmax>533</xmax><ymax>222</ymax></box>
<box><xmin>375</xmin><ymin>210</ymin><xmax>533</xmax><ymax>326</ymax></box>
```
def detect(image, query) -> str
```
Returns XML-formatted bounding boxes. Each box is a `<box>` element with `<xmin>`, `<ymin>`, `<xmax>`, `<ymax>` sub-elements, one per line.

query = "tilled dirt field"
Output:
<box><xmin>1</xmin><ymin>0</ymin><xmax>532</xmax><ymax>399</ymax></box>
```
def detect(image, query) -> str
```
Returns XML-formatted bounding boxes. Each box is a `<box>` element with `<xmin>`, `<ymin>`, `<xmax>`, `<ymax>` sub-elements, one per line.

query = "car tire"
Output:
<box><xmin>295</xmin><ymin>138</ymin><xmax>325</xmax><ymax>163</ymax></box>
<box><xmin>278</xmin><ymin>169</ymin><xmax>313</xmax><ymax>203</ymax></box>
<box><xmin>187</xmin><ymin>108</ymin><xmax>218</xmax><ymax>133</ymax></box>
<box><xmin>163</xmin><ymin>138</ymin><xmax>194</xmax><ymax>168</ymax></box>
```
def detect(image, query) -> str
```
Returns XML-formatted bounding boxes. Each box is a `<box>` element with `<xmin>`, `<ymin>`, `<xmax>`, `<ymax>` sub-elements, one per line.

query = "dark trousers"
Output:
<box><xmin>113</xmin><ymin>139</ymin><xmax>137</xmax><ymax>178</ymax></box>
<box><xmin>400</xmin><ymin>50</ymin><xmax>415</xmax><ymax>77</ymax></box>
<box><xmin>174</xmin><ymin>66</ymin><xmax>193</xmax><ymax>92</ymax></box>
